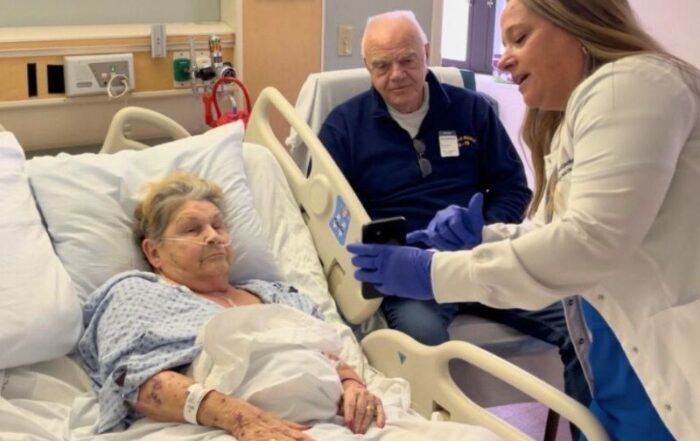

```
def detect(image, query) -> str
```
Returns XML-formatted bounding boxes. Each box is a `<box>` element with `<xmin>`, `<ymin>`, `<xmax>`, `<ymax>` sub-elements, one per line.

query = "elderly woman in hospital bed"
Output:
<box><xmin>78</xmin><ymin>171</ymin><xmax>500</xmax><ymax>441</ymax></box>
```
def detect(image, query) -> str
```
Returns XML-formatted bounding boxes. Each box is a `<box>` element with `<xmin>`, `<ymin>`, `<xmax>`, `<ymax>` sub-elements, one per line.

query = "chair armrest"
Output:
<box><xmin>362</xmin><ymin>329</ymin><xmax>609</xmax><ymax>441</ymax></box>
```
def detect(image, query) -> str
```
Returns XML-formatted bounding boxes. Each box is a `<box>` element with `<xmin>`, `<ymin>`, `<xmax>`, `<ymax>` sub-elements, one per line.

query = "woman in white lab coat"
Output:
<box><xmin>348</xmin><ymin>0</ymin><xmax>700</xmax><ymax>440</ymax></box>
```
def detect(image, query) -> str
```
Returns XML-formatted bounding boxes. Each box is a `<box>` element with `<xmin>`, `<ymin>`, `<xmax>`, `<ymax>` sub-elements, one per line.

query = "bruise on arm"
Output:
<box><xmin>131</xmin><ymin>370</ymin><xmax>253</xmax><ymax>435</ymax></box>
<box><xmin>132</xmin><ymin>370</ymin><xmax>192</xmax><ymax>423</ymax></box>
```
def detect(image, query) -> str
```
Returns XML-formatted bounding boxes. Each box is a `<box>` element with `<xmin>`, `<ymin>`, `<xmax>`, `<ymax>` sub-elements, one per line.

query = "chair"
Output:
<box><xmin>286</xmin><ymin>67</ymin><xmax>566</xmax><ymax>425</ymax></box>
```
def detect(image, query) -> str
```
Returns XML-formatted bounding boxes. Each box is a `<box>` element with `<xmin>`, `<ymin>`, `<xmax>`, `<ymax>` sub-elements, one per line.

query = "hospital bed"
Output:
<box><xmin>286</xmin><ymin>66</ymin><xmax>566</xmax><ymax>410</ymax></box>
<box><xmin>0</xmin><ymin>89</ymin><xmax>607</xmax><ymax>441</ymax></box>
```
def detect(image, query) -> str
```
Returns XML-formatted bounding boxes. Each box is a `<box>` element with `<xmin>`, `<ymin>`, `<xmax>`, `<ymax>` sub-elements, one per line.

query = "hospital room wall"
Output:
<box><xmin>0</xmin><ymin>1</ymin><xmax>234</xmax><ymax>153</ymax></box>
<box><xmin>0</xmin><ymin>0</ymin><xmax>220</xmax><ymax>26</ymax></box>
<box><xmin>630</xmin><ymin>0</ymin><xmax>699</xmax><ymax>68</ymax></box>
<box><xmin>237</xmin><ymin>0</ymin><xmax>322</xmax><ymax>140</ymax></box>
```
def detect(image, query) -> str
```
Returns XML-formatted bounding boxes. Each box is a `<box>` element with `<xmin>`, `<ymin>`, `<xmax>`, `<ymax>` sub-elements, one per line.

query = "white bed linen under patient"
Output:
<box><xmin>0</xmin><ymin>306</ymin><xmax>501</xmax><ymax>441</ymax></box>
<box><xmin>0</xmin><ymin>285</ymin><xmax>503</xmax><ymax>441</ymax></box>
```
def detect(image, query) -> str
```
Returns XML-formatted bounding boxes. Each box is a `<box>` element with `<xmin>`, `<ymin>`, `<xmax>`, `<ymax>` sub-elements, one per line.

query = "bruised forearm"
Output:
<box><xmin>134</xmin><ymin>371</ymin><xmax>312</xmax><ymax>440</ymax></box>
<box><xmin>132</xmin><ymin>370</ymin><xmax>192</xmax><ymax>423</ymax></box>
<box><xmin>133</xmin><ymin>370</ymin><xmax>250</xmax><ymax>433</ymax></box>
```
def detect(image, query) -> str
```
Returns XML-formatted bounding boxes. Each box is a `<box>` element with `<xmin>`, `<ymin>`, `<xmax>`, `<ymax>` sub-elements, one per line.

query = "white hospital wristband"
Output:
<box><xmin>183</xmin><ymin>383</ymin><xmax>214</xmax><ymax>425</ymax></box>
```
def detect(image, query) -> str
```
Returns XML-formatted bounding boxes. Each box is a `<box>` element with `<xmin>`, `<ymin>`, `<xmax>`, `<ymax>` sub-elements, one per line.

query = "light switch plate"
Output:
<box><xmin>151</xmin><ymin>24</ymin><xmax>167</xmax><ymax>58</ymax></box>
<box><xmin>337</xmin><ymin>25</ymin><xmax>353</xmax><ymax>56</ymax></box>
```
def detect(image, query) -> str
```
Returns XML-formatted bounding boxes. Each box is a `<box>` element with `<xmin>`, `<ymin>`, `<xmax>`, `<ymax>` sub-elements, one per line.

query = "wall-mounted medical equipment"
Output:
<box><xmin>171</xmin><ymin>35</ymin><xmax>249</xmax><ymax>128</ymax></box>
<box><xmin>172</xmin><ymin>36</ymin><xmax>235</xmax><ymax>90</ymax></box>
<box><xmin>63</xmin><ymin>53</ymin><xmax>135</xmax><ymax>98</ymax></box>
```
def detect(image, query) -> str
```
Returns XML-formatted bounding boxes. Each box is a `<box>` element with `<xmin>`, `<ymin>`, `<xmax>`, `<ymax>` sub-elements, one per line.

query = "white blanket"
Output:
<box><xmin>190</xmin><ymin>305</ymin><xmax>502</xmax><ymax>441</ymax></box>
<box><xmin>1</xmin><ymin>307</ymin><xmax>501</xmax><ymax>441</ymax></box>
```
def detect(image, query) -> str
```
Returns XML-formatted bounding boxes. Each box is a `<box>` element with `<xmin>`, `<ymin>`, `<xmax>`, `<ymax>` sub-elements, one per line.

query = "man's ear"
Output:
<box><xmin>142</xmin><ymin>238</ymin><xmax>161</xmax><ymax>269</ymax></box>
<box><xmin>424</xmin><ymin>43</ymin><xmax>430</xmax><ymax>61</ymax></box>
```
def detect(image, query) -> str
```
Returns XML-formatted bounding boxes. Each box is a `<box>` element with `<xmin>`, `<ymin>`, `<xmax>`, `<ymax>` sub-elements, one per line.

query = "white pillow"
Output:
<box><xmin>242</xmin><ymin>143</ymin><xmax>341</xmax><ymax>322</ymax></box>
<box><xmin>26</xmin><ymin>122</ymin><xmax>281</xmax><ymax>304</ymax></box>
<box><xmin>0</xmin><ymin>132</ymin><xmax>82</xmax><ymax>369</ymax></box>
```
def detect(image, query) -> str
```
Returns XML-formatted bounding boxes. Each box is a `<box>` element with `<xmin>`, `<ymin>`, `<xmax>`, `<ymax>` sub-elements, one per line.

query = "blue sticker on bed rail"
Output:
<box><xmin>329</xmin><ymin>196</ymin><xmax>350</xmax><ymax>245</ymax></box>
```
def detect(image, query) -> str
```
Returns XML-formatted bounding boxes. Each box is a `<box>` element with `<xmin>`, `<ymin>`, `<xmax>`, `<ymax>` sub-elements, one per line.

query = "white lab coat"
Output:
<box><xmin>432</xmin><ymin>55</ymin><xmax>700</xmax><ymax>439</ymax></box>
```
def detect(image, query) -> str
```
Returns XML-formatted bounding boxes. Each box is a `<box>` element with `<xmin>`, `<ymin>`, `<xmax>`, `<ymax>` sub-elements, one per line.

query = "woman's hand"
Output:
<box><xmin>347</xmin><ymin>243</ymin><xmax>434</xmax><ymax>299</ymax></box>
<box><xmin>338</xmin><ymin>379</ymin><xmax>386</xmax><ymax>434</ymax></box>
<box><xmin>224</xmin><ymin>398</ymin><xmax>315</xmax><ymax>441</ymax></box>
<box><xmin>192</xmin><ymin>388</ymin><xmax>314</xmax><ymax>441</ymax></box>
<box><xmin>406</xmin><ymin>192</ymin><xmax>485</xmax><ymax>250</ymax></box>
<box><xmin>134</xmin><ymin>371</ymin><xmax>314</xmax><ymax>440</ymax></box>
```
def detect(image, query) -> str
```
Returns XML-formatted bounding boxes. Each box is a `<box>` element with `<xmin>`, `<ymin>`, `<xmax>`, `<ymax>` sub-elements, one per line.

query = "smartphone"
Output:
<box><xmin>361</xmin><ymin>216</ymin><xmax>407</xmax><ymax>299</ymax></box>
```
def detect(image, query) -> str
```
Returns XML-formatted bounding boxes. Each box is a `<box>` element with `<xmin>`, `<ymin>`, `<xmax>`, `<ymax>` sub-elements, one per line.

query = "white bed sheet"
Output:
<box><xmin>61</xmin><ymin>306</ymin><xmax>497</xmax><ymax>441</ymax></box>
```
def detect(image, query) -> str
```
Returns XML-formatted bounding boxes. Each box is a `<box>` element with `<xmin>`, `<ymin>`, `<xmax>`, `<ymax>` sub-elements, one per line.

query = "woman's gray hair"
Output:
<box><xmin>133</xmin><ymin>171</ymin><xmax>225</xmax><ymax>246</ymax></box>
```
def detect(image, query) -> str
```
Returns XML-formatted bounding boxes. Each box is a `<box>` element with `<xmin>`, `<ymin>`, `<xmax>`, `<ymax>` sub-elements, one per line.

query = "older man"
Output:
<box><xmin>318</xmin><ymin>10</ymin><xmax>589</xmax><ymax>408</ymax></box>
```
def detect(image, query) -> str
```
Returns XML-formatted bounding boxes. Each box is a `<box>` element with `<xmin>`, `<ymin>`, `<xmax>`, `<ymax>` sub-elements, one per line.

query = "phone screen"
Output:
<box><xmin>360</xmin><ymin>216</ymin><xmax>406</xmax><ymax>299</ymax></box>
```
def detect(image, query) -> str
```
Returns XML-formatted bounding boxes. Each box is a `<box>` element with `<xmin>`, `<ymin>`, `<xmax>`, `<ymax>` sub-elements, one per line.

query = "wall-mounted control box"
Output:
<box><xmin>64</xmin><ymin>53</ymin><xmax>135</xmax><ymax>97</ymax></box>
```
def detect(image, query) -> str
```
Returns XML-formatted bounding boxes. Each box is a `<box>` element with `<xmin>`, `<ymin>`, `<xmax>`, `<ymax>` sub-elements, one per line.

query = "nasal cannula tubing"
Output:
<box><xmin>162</xmin><ymin>237</ymin><xmax>232</xmax><ymax>247</ymax></box>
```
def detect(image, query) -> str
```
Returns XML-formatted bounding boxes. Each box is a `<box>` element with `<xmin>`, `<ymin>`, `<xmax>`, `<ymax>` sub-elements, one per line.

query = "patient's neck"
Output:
<box><xmin>157</xmin><ymin>270</ymin><xmax>230</xmax><ymax>296</ymax></box>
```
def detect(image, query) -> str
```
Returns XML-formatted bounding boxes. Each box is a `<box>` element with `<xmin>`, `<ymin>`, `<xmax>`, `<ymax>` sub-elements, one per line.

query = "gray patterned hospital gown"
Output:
<box><xmin>78</xmin><ymin>270</ymin><xmax>322</xmax><ymax>433</ymax></box>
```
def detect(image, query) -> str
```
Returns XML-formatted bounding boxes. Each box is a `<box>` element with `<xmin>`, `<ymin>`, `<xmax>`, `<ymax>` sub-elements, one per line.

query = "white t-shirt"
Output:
<box><xmin>387</xmin><ymin>82</ymin><xmax>430</xmax><ymax>139</ymax></box>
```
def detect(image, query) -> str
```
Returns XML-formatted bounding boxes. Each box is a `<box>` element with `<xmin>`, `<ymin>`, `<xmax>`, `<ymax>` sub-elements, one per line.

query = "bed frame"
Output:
<box><xmin>238</xmin><ymin>87</ymin><xmax>607</xmax><ymax>441</ymax></box>
<box><xmin>99</xmin><ymin>89</ymin><xmax>609</xmax><ymax>441</ymax></box>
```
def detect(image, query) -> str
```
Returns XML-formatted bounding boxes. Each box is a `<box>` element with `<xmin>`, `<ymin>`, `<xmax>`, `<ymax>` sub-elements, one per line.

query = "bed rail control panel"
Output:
<box><xmin>64</xmin><ymin>53</ymin><xmax>135</xmax><ymax>97</ymax></box>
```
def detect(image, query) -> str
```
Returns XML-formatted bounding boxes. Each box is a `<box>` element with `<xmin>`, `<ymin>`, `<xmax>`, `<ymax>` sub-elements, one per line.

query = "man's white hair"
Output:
<box><xmin>360</xmin><ymin>10</ymin><xmax>428</xmax><ymax>58</ymax></box>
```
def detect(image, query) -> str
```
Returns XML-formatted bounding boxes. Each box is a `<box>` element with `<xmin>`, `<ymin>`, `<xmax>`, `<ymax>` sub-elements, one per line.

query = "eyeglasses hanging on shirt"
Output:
<box><xmin>412</xmin><ymin>138</ymin><xmax>432</xmax><ymax>178</ymax></box>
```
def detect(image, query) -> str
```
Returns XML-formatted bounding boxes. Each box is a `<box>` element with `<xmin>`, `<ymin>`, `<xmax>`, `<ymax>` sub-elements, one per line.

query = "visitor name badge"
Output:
<box><xmin>439</xmin><ymin>131</ymin><xmax>459</xmax><ymax>157</ymax></box>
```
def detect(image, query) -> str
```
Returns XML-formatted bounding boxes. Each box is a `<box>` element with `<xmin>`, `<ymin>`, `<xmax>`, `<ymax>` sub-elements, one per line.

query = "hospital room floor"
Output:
<box><xmin>489</xmin><ymin>401</ymin><xmax>573</xmax><ymax>441</ymax></box>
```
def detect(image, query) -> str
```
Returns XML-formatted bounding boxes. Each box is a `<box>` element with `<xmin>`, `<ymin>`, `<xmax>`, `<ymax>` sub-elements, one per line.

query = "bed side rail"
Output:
<box><xmin>362</xmin><ymin>329</ymin><xmax>609</xmax><ymax>441</ymax></box>
<box><xmin>245</xmin><ymin>86</ymin><xmax>381</xmax><ymax>324</ymax></box>
<box><xmin>100</xmin><ymin>106</ymin><xmax>190</xmax><ymax>154</ymax></box>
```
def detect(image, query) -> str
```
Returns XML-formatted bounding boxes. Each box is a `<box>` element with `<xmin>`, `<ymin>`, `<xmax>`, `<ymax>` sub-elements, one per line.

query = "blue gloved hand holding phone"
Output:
<box><xmin>347</xmin><ymin>243</ymin><xmax>434</xmax><ymax>300</ymax></box>
<box><xmin>406</xmin><ymin>192</ymin><xmax>485</xmax><ymax>251</ymax></box>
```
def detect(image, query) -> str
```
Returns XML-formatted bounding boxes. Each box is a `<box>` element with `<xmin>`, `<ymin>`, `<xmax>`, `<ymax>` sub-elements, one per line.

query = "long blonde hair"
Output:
<box><xmin>519</xmin><ymin>0</ymin><xmax>698</xmax><ymax>216</ymax></box>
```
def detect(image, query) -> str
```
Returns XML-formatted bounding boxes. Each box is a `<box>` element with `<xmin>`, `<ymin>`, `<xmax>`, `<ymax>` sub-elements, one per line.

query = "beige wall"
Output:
<box><xmin>241</xmin><ymin>0</ymin><xmax>322</xmax><ymax>139</ymax></box>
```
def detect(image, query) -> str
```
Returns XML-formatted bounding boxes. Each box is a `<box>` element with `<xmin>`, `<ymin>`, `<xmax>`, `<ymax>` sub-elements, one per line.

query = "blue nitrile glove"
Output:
<box><xmin>406</xmin><ymin>192</ymin><xmax>485</xmax><ymax>250</ymax></box>
<box><xmin>347</xmin><ymin>243</ymin><xmax>434</xmax><ymax>300</ymax></box>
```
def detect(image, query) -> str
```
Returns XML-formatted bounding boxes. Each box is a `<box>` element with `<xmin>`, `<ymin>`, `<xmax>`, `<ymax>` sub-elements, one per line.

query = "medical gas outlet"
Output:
<box><xmin>64</xmin><ymin>54</ymin><xmax>135</xmax><ymax>97</ymax></box>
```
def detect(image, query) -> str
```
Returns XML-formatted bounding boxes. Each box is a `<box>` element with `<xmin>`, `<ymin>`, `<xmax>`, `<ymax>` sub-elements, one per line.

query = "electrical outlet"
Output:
<box><xmin>172</xmin><ymin>50</ymin><xmax>211</xmax><ymax>88</ymax></box>
<box><xmin>337</xmin><ymin>25</ymin><xmax>353</xmax><ymax>56</ymax></box>
<box><xmin>64</xmin><ymin>53</ymin><xmax>135</xmax><ymax>97</ymax></box>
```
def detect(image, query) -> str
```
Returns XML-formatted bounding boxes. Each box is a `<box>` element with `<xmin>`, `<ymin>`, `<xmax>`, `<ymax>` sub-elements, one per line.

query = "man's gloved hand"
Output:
<box><xmin>406</xmin><ymin>192</ymin><xmax>485</xmax><ymax>251</ymax></box>
<box><xmin>346</xmin><ymin>243</ymin><xmax>434</xmax><ymax>300</ymax></box>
